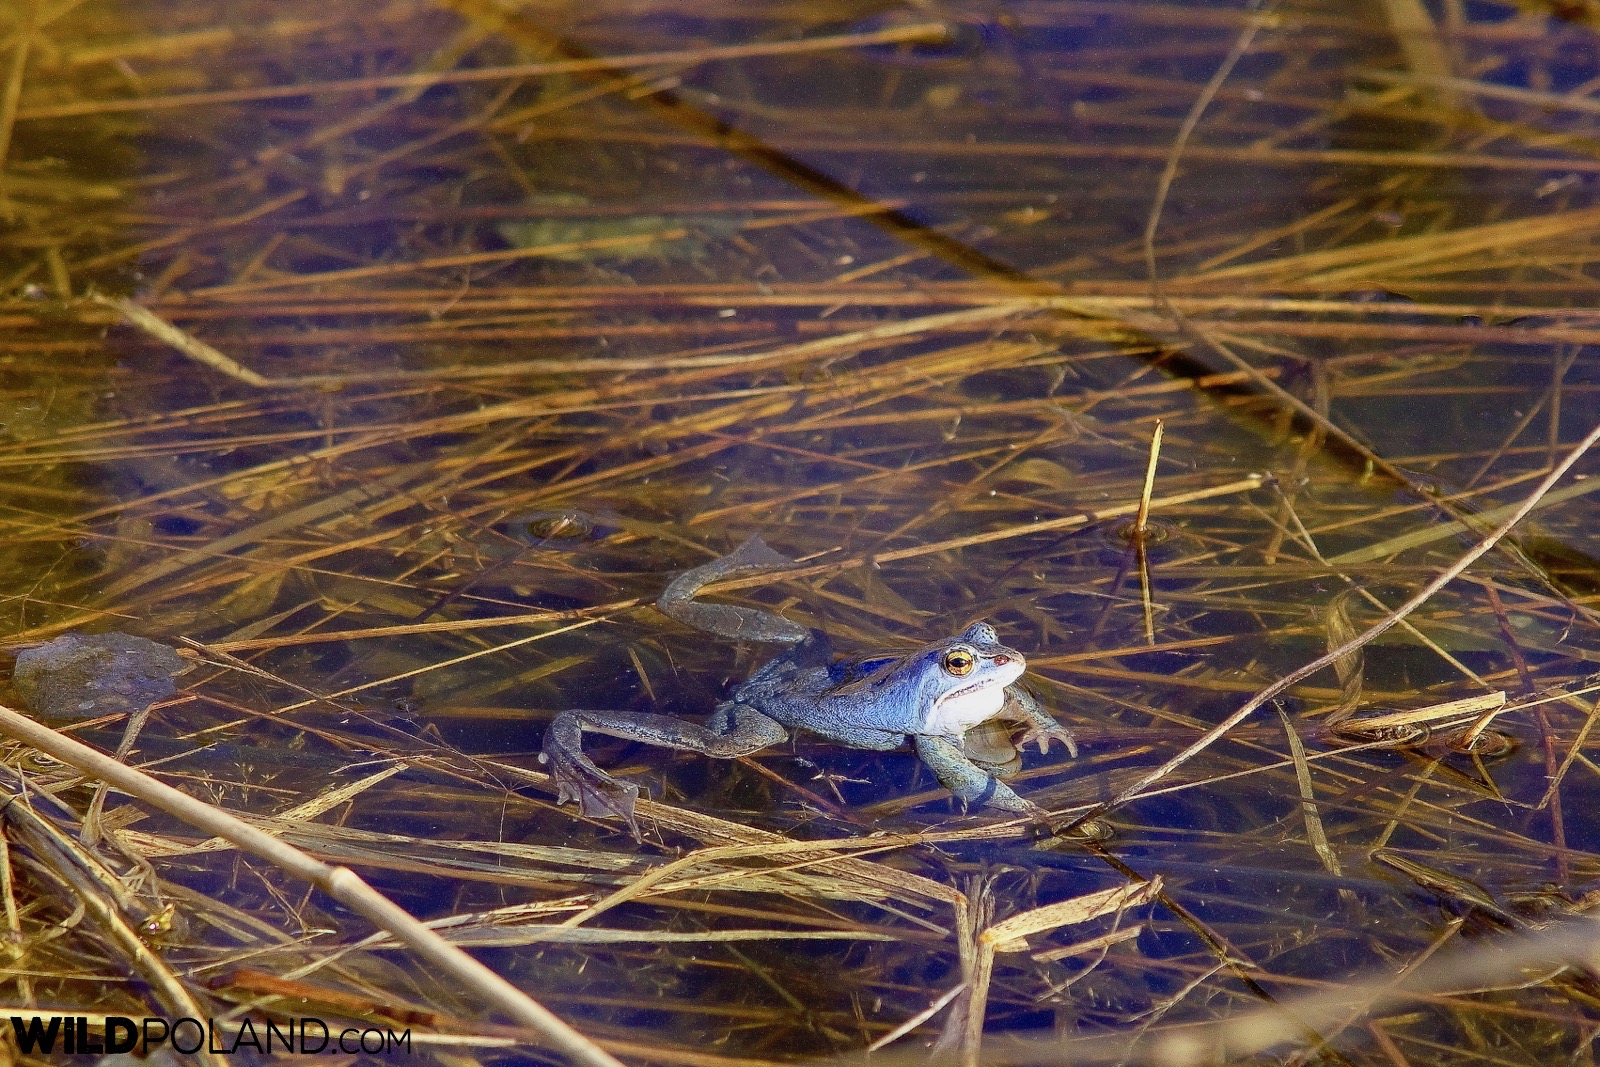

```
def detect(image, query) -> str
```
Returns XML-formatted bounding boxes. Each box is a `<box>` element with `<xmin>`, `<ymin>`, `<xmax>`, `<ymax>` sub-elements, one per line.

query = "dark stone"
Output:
<box><xmin>12</xmin><ymin>632</ymin><xmax>186</xmax><ymax>721</ymax></box>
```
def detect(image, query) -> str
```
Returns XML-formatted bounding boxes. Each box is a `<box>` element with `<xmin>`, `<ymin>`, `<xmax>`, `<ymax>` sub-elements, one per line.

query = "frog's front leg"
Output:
<box><xmin>1005</xmin><ymin>685</ymin><xmax>1078</xmax><ymax>758</ymax></box>
<box><xmin>542</xmin><ymin>705</ymin><xmax>789</xmax><ymax>833</ymax></box>
<box><xmin>914</xmin><ymin>735</ymin><xmax>1037</xmax><ymax>815</ymax></box>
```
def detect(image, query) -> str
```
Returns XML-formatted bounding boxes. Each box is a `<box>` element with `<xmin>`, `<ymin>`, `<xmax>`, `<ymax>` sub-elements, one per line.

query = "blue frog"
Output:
<box><xmin>540</xmin><ymin>536</ymin><xmax>1075</xmax><ymax>832</ymax></box>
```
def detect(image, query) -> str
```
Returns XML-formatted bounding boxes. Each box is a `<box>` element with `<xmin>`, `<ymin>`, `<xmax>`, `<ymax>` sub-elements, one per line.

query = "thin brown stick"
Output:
<box><xmin>1071</xmin><ymin>419</ymin><xmax>1600</xmax><ymax>831</ymax></box>
<box><xmin>1141</xmin><ymin>3</ymin><xmax>1274</xmax><ymax>311</ymax></box>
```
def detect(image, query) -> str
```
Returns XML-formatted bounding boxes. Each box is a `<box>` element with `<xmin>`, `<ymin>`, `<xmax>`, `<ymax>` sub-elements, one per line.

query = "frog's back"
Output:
<box><xmin>733</xmin><ymin>652</ymin><xmax>919</xmax><ymax>747</ymax></box>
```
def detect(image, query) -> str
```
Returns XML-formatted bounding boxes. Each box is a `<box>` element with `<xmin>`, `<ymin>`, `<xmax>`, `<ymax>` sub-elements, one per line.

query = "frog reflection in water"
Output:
<box><xmin>541</xmin><ymin>537</ymin><xmax>1076</xmax><ymax>832</ymax></box>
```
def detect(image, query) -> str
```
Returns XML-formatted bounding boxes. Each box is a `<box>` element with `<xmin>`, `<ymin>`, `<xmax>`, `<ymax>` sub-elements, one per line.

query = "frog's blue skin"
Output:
<box><xmin>541</xmin><ymin>537</ymin><xmax>1076</xmax><ymax>832</ymax></box>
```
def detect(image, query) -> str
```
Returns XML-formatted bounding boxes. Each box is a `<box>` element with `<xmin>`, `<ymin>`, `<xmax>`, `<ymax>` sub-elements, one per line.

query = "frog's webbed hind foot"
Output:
<box><xmin>656</xmin><ymin>535</ymin><xmax>811</xmax><ymax>644</ymax></box>
<box><xmin>541</xmin><ymin>707</ymin><xmax>791</xmax><ymax>834</ymax></box>
<box><xmin>541</xmin><ymin>711</ymin><xmax>645</xmax><ymax>834</ymax></box>
<box><xmin>915</xmin><ymin>734</ymin><xmax>1039</xmax><ymax>816</ymax></box>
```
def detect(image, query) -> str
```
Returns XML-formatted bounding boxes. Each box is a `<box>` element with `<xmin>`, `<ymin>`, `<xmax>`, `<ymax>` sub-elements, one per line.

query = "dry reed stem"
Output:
<box><xmin>1335</xmin><ymin>692</ymin><xmax>1507</xmax><ymax>737</ymax></box>
<box><xmin>92</xmin><ymin>295</ymin><xmax>278</xmax><ymax>387</ymax></box>
<box><xmin>1378</xmin><ymin>0</ymin><xmax>1456</xmax><ymax>90</ymax></box>
<box><xmin>16</xmin><ymin>22</ymin><xmax>951</xmax><ymax>122</ymax></box>
<box><xmin>1</xmin><ymin>787</ymin><xmax>224</xmax><ymax>1067</ymax></box>
<box><xmin>1275</xmin><ymin>706</ymin><xmax>1340</xmax><ymax>876</ymax></box>
<box><xmin>0</xmin><ymin>7</ymin><xmax>32</xmax><ymax>177</ymax></box>
<box><xmin>980</xmin><ymin>880</ymin><xmax>1160</xmax><ymax>953</ymax></box>
<box><xmin>1273</xmin><ymin>488</ymin><xmax>1489</xmax><ymax>698</ymax></box>
<box><xmin>1134</xmin><ymin>421</ymin><xmax>1165</xmax><ymax>539</ymax></box>
<box><xmin>1358</xmin><ymin>68</ymin><xmax>1600</xmax><ymax>118</ymax></box>
<box><xmin>867</xmin><ymin>982</ymin><xmax>968</xmax><ymax>1052</ymax></box>
<box><xmin>976</xmin><ymin>909</ymin><xmax>1600</xmax><ymax>1065</ymax></box>
<box><xmin>1075</xmin><ymin>419</ymin><xmax>1600</xmax><ymax>830</ymax></box>
<box><xmin>1135</xmin><ymin>420</ymin><xmax>1165</xmax><ymax>644</ymax></box>
<box><xmin>1326</xmin><ymin>476</ymin><xmax>1600</xmax><ymax>565</ymax></box>
<box><xmin>0</xmin><ymin>704</ymin><xmax>624</xmax><ymax>1067</ymax></box>
<box><xmin>172</xmin><ymin>472</ymin><xmax>1267</xmax><ymax>658</ymax></box>
<box><xmin>493</xmin><ymin>128</ymin><xmax>1600</xmax><ymax>174</ymax></box>
<box><xmin>706</xmin><ymin>475</ymin><xmax>1266</xmax><ymax>592</ymax></box>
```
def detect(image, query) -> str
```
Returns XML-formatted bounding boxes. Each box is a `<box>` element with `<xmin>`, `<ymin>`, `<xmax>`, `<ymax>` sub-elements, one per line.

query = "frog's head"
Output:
<box><xmin>912</xmin><ymin>622</ymin><xmax>1026</xmax><ymax>736</ymax></box>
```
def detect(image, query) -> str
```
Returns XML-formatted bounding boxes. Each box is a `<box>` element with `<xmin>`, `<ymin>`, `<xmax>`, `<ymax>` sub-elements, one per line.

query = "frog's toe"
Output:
<box><xmin>541</xmin><ymin>728</ymin><xmax>645</xmax><ymax>831</ymax></box>
<box><xmin>979</xmin><ymin>779</ymin><xmax>1040</xmax><ymax>816</ymax></box>
<box><xmin>1020</xmin><ymin>723</ymin><xmax>1078</xmax><ymax>758</ymax></box>
<box><xmin>548</xmin><ymin>754</ymin><xmax>643</xmax><ymax>832</ymax></box>
<box><xmin>574</xmin><ymin>775</ymin><xmax>641</xmax><ymax>824</ymax></box>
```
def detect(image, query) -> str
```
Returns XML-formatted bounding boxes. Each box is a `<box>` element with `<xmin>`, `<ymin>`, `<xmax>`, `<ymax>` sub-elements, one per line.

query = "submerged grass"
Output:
<box><xmin>0</xmin><ymin>0</ymin><xmax>1599</xmax><ymax>1064</ymax></box>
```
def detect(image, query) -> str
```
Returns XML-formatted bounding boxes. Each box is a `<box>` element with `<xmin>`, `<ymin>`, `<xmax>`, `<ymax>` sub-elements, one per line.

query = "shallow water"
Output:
<box><xmin>3</xmin><ymin>1</ymin><xmax>1600</xmax><ymax>1064</ymax></box>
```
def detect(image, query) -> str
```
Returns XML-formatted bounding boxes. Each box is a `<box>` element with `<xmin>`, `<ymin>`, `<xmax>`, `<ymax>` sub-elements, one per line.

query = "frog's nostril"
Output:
<box><xmin>993</xmin><ymin>654</ymin><xmax>1011</xmax><ymax>666</ymax></box>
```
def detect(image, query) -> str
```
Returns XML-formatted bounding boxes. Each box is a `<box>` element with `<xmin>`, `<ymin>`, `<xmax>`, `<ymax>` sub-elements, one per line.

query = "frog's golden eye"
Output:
<box><xmin>942</xmin><ymin>649</ymin><xmax>976</xmax><ymax>677</ymax></box>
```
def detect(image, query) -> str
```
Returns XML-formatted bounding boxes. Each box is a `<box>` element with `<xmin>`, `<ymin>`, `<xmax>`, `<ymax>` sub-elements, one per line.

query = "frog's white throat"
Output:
<box><xmin>924</xmin><ymin>663</ymin><xmax>1023</xmax><ymax>736</ymax></box>
<box><xmin>925</xmin><ymin>685</ymin><xmax>1006</xmax><ymax>735</ymax></box>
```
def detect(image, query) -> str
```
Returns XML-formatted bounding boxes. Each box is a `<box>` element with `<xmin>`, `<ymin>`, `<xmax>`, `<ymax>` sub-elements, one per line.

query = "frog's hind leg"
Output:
<box><xmin>542</xmin><ymin>707</ymin><xmax>789</xmax><ymax>833</ymax></box>
<box><xmin>692</xmin><ymin>701</ymin><xmax>793</xmax><ymax>751</ymax></box>
<box><xmin>655</xmin><ymin>535</ymin><xmax>812</xmax><ymax>644</ymax></box>
<box><xmin>914</xmin><ymin>735</ymin><xmax>1038</xmax><ymax>815</ymax></box>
